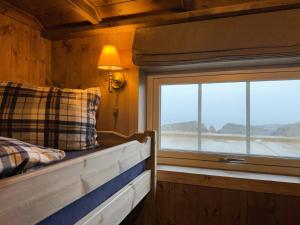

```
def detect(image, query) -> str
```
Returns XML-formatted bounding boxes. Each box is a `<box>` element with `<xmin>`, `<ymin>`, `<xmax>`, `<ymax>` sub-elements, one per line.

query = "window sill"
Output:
<box><xmin>157</xmin><ymin>165</ymin><xmax>300</xmax><ymax>196</ymax></box>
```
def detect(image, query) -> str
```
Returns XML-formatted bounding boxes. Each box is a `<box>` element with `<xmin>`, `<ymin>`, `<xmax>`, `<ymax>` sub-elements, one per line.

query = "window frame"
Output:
<box><xmin>147</xmin><ymin>67</ymin><xmax>300</xmax><ymax>176</ymax></box>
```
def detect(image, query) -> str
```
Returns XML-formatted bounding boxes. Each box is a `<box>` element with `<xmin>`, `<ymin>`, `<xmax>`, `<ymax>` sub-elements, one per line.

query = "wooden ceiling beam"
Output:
<box><xmin>95</xmin><ymin>0</ymin><xmax>182</xmax><ymax>19</ymax></box>
<box><xmin>92</xmin><ymin>0</ymin><xmax>135</xmax><ymax>7</ymax></box>
<box><xmin>68</xmin><ymin>0</ymin><xmax>101</xmax><ymax>24</ymax></box>
<box><xmin>44</xmin><ymin>0</ymin><xmax>300</xmax><ymax>40</ymax></box>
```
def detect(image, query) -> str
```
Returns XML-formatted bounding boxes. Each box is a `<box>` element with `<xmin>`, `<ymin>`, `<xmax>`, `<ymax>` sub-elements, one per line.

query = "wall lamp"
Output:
<box><xmin>98</xmin><ymin>45</ymin><xmax>126</xmax><ymax>93</ymax></box>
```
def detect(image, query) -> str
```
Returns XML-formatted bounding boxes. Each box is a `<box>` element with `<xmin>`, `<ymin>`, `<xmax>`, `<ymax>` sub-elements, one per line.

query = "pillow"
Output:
<box><xmin>0</xmin><ymin>82</ymin><xmax>100</xmax><ymax>151</ymax></box>
<box><xmin>0</xmin><ymin>136</ymin><xmax>65</xmax><ymax>177</ymax></box>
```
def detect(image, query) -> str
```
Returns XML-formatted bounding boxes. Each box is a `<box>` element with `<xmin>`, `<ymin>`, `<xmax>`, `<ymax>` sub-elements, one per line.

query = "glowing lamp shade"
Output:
<box><xmin>98</xmin><ymin>45</ymin><xmax>122</xmax><ymax>71</ymax></box>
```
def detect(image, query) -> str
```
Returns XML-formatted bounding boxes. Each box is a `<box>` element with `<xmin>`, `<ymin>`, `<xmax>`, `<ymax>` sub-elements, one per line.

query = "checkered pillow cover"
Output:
<box><xmin>0</xmin><ymin>82</ymin><xmax>101</xmax><ymax>151</ymax></box>
<box><xmin>0</xmin><ymin>136</ymin><xmax>65</xmax><ymax>177</ymax></box>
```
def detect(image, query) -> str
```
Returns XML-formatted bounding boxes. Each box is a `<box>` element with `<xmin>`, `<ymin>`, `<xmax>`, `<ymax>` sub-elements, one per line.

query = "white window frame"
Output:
<box><xmin>147</xmin><ymin>67</ymin><xmax>300</xmax><ymax>176</ymax></box>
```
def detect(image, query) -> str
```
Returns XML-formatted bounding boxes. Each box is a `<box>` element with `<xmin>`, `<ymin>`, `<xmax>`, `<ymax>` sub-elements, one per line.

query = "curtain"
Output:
<box><xmin>133</xmin><ymin>9</ymin><xmax>300</xmax><ymax>67</ymax></box>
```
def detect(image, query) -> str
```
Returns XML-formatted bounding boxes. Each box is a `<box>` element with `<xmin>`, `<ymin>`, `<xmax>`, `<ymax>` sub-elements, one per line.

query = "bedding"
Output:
<box><xmin>0</xmin><ymin>82</ymin><xmax>100</xmax><ymax>151</ymax></box>
<box><xmin>0</xmin><ymin>136</ymin><xmax>65</xmax><ymax>177</ymax></box>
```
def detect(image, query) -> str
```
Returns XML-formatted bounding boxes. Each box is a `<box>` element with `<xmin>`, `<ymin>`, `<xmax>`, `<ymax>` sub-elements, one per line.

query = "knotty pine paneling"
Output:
<box><xmin>156</xmin><ymin>181</ymin><xmax>300</xmax><ymax>225</ymax></box>
<box><xmin>0</xmin><ymin>13</ymin><xmax>51</xmax><ymax>86</ymax></box>
<box><xmin>50</xmin><ymin>28</ymin><xmax>142</xmax><ymax>135</ymax></box>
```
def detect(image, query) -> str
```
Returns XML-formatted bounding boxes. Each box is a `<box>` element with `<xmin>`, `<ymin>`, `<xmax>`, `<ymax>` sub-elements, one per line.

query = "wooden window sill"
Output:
<box><xmin>157</xmin><ymin>165</ymin><xmax>300</xmax><ymax>196</ymax></box>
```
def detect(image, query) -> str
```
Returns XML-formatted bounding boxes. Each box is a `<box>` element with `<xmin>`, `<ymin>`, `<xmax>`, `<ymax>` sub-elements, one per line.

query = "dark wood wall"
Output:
<box><xmin>156</xmin><ymin>181</ymin><xmax>300</xmax><ymax>225</ymax></box>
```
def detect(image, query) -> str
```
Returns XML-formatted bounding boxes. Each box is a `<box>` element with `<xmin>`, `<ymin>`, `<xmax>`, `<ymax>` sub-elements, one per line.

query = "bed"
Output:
<box><xmin>0</xmin><ymin>130</ymin><xmax>156</xmax><ymax>225</ymax></box>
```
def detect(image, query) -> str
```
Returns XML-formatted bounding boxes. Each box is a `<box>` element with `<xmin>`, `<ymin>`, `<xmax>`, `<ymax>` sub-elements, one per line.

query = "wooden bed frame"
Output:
<box><xmin>0</xmin><ymin>130</ymin><xmax>156</xmax><ymax>225</ymax></box>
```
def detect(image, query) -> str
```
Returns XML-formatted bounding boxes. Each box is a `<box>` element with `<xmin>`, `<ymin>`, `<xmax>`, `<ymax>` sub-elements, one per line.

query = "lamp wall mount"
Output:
<box><xmin>108</xmin><ymin>71</ymin><xmax>126</xmax><ymax>93</ymax></box>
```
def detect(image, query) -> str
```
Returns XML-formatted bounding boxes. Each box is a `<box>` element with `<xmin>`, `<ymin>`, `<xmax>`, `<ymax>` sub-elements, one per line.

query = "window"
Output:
<box><xmin>148</xmin><ymin>68</ymin><xmax>300</xmax><ymax>175</ymax></box>
<box><xmin>160</xmin><ymin>80</ymin><xmax>300</xmax><ymax>158</ymax></box>
<box><xmin>201</xmin><ymin>82</ymin><xmax>247</xmax><ymax>154</ymax></box>
<box><xmin>250</xmin><ymin>80</ymin><xmax>300</xmax><ymax>158</ymax></box>
<box><xmin>161</xmin><ymin>84</ymin><xmax>199</xmax><ymax>151</ymax></box>
<box><xmin>160</xmin><ymin>83</ymin><xmax>248</xmax><ymax>153</ymax></box>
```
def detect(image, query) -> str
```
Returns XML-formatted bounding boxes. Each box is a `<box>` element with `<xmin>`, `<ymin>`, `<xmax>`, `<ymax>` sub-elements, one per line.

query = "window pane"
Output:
<box><xmin>160</xmin><ymin>84</ymin><xmax>198</xmax><ymax>151</ymax></box>
<box><xmin>250</xmin><ymin>80</ymin><xmax>300</xmax><ymax>158</ymax></box>
<box><xmin>202</xmin><ymin>82</ymin><xmax>247</xmax><ymax>154</ymax></box>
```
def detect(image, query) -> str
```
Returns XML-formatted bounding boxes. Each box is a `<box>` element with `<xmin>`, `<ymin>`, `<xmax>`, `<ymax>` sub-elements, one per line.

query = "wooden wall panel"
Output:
<box><xmin>50</xmin><ymin>28</ymin><xmax>142</xmax><ymax>135</ymax></box>
<box><xmin>156</xmin><ymin>181</ymin><xmax>300</xmax><ymax>225</ymax></box>
<box><xmin>0</xmin><ymin>13</ymin><xmax>50</xmax><ymax>86</ymax></box>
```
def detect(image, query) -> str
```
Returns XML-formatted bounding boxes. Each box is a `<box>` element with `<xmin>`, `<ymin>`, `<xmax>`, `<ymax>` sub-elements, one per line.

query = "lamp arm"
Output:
<box><xmin>108</xmin><ymin>70</ymin><xmax>113</xmax><ymax>93</ymax></box>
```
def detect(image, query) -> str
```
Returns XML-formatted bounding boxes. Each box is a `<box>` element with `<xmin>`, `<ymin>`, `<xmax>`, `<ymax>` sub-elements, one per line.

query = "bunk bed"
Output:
<box><xmin>0</xmin><ymin>130</ymin><xmax>156</xmax><ymax>225</ymax></box>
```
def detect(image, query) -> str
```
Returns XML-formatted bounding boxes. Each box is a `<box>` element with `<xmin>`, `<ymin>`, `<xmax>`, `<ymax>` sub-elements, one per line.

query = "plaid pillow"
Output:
<box><xmin>0</xmin><ymin>82</ymin><xmax>100</xmax><ymax>151</ymax></box>
<box><xmin>0</xmin><ymin>136</ymin><xmax>65</xmax><ymax>177</ymax></box>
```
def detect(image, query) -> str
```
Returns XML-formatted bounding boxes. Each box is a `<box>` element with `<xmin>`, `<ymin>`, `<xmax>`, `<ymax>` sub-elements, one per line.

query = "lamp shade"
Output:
<box><xmin>98</xmin><ymin>45</ymin><xmax>122</xmax><ymax>70</ymax></box>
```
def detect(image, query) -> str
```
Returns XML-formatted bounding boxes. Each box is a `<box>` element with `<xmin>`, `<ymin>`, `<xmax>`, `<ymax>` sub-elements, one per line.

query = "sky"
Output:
<box><xmin>160</xmin><ymin>80</ymin><xmax>300</xmax><ymax>129</ymax></box>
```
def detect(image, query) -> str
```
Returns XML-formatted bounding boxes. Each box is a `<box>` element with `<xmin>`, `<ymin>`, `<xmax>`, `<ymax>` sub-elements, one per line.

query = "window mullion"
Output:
<box><xmin>198</xmin><ymin>84</ymin><xmax>202</xmax><ymax>151</ymax></box>
<box><xmin>246</xmin><ymin>82</ymin><xmax>251</xmax><ymax>154</ymax></box>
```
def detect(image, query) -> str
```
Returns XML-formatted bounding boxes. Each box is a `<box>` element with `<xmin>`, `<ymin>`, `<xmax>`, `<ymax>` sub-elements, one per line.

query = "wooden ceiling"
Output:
<box><xmin>4</xmin><ymin>0</ymin><xmax>184</xmax><ymax>28</ymax></box>
<box><xmin>2</xmin><ymin>0</ymin><xmax>300</xmax><ymax>39</ymax></box>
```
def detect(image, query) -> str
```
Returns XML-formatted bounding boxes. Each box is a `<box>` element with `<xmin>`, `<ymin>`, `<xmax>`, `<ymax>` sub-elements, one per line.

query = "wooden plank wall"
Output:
<box><xmin>156</xmin><ymin>181</ymin><xmax>300</xmax><ymax>225</ymax></box>
<box><xmin>50</xmin><ymin>28</ymin><xmax>142</xmax><ymax>135</ymax></box>
<box><xmin>0</xmin><ymin>8</ymin><xmax>140</xmax><ymax>135</ymax></box>
<box><xmin>0</xmin><ymin>13</ymin><xmax>51</xmax><ymax>86</ymax></box>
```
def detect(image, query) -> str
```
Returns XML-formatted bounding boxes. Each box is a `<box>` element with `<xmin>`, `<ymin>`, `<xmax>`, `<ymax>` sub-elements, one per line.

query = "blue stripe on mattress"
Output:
<box><xmin>38</xmin><ymin>160</ymin><xmax>146</xmax><ymax>225</ymax></box>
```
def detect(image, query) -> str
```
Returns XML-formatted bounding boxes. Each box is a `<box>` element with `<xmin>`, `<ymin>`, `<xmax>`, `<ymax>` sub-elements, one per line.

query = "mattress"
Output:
<box><xmin>38</xmin><ymin>160</ymin><xmax>146</xmax><ymax>225</ymax></box>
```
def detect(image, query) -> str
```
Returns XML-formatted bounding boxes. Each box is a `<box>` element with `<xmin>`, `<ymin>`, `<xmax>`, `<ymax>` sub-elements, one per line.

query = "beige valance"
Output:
<box><xmin>133</xmin><ymin>9</ymin><xmax>300</xmax><ymax>67</ymax></box>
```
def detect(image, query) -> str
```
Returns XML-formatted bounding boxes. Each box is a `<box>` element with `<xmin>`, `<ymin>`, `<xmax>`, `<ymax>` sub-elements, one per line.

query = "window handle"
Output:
<box><xmin>220</xmin><ymin>157</ymin><xmax>246</xmax><ymax>163</ymax></box>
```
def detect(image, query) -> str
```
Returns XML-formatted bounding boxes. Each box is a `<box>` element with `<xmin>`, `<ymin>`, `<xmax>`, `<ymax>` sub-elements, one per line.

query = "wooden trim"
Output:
<box><xmin>148</xmin><ymin>67</ymin><xmax>300</xmax><ymax>84</ymax></box>
<box><xmin>76</xmin><ymin>170</ymin><xmax>151</xmax><ymax>225</ymax></box>
<box><xmin>158</xmin><ymin>157</ymin><xmax>300</xmax><ymax>176</ymax></box>
<box><xmin>0</xmin><ymin>131</ymin><xmax>153</xmax><ymax>225</ymax></box>
<box><xmin>147</xmin><ymin>67</ymin><xmax>300</xmax><ymax>176</ymax></box>
<box><xmin>158</xmin><ymin>150</ymin><xmax>300</xmax><ymax>167</ymax></box>
<box><xmin>98</xmin><ymin>130</ymin><xmax>157</xmax><ymax>225</ymax></box>
<box><xmin>98</xmin><ymin>130</ymin><xmax>156</xmax><ymax>193</ymax></box>
<box><xmin>0</xmin><ymin>0</ymin><xmax>43</xmax><ymax>30</ymax></box>
<box><xmin>68</xmin><ymin>0</ymin><xmax>101</xmax><ymax>24</ymax></box>
<box><xmin>98</xmin><ymin>130</ymin><xmax>154</xmax><ymax>147</ymax></box>
<box><xmin>44</xmin><ymin>0</ymin><xmax>300</xmax><ymax>40</ymax></box>
<box><xmin>158</xmin><ymin>165</ymin><xmax>300</xmax><ymax>197</ymax></box>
